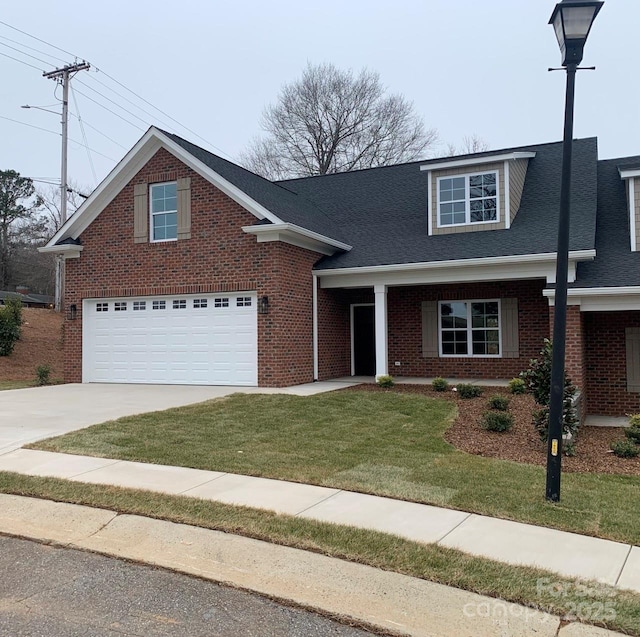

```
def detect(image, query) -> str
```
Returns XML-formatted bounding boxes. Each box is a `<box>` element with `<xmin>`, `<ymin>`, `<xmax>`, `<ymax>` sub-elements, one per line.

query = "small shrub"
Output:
<box><xmin>627</xmin><ymin>414</ymin><xmax>640</xmax><ymax>428</ymax></box>
<box><xmin>4</xmin><ymin>298</ymin><xmax>23</xmax><ymax>338</ymax></box>
<box><xmin>533</xmin><ymin>407</ymin><xmax>550</xmax><ymax>441</ymax></box>
<box><xmin>376</xmin><ymin>375</ymin><xmax>394</xmax><ymax>388</ymax></box>
<box><xmin>456</xmin><ymin>383</ymin><xmax>482</xmax><ymax>399</ymax></box>
<box><xmin>611</xmin><ymin>439</ymin><xmax>640</xmax><ymax>458</ymax></box>
<box><xmin>624</xmin><ymin>424</ymin><xmax>640</xmax><ymax>445</ymax></box>
<box><xmin>488</xmin><ymin>395</ymin><xmax>510</xmax><ymax>411</ymax></box>
<box><xmin>564</xmin><ymin>441</ymin><xmax>577</xmax><ymax>457</ymax></box>
<box><xmin>36</xmin><ymin>364</ymin><xmax>51</xmax><ymax>386</ymax></box>
<box><xmin>508</xmin><ymin>378</ymin><xmax>526</xmax><ymax>395</ymax></box>
<box><xmin>522</xmin><ymin>339</ymin><xmax>579</xmax><ymax>442</ymax></box>
<box><xmin>431</xmin><ymin>377</ymin><xmax>449</xmax><ymax>392</ymax></box>
<box><xmin>0</xmin><ymin>305</ymin><xmax>20</xmax><ymax>356</ymax></box>
<box><xmin>481</xmin><ymin>411</ymin><xmax>514</xmax><ymax>432</ymax></box>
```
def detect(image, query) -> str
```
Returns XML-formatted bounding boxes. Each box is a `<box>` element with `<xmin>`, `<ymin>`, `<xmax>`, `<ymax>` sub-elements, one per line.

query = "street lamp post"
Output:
<box><xmin>546</xmin><ymin>0</ymin><xmax>603</xmax><ymax>502</ymax></box>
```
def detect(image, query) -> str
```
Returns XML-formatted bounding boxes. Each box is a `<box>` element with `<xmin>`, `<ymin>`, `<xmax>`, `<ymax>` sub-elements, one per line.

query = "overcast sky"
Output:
<box><xmin>1</xmin><ymin>0</ymin><xmax>638</xmax><ymax>193</ymax></box>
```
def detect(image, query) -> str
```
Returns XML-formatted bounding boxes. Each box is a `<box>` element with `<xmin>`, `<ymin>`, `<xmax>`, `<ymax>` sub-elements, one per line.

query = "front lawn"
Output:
<box><xmin>31</xmin><ymin>390</ymin><xmax>640</xmax><ymax>546</ymax></box>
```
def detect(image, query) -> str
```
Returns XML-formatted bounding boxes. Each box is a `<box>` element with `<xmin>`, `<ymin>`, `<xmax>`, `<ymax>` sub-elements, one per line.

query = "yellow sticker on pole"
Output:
<box><xmin>551</xmin><ymin>439</ymin><xmax>558</xmax><ymax>456</ymax></box>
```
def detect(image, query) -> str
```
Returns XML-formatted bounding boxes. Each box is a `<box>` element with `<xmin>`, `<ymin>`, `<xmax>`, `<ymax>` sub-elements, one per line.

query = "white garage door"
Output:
<box><xmin>83</xmin><ymin>293</ymin><xmax>258</xmax><ymax>386</ymax></box>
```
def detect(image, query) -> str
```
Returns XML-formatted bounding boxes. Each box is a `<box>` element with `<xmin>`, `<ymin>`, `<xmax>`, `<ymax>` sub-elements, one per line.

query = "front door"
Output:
<box><xmin>352</xmin><ymin>305</ymin><xmax>376</xmax><ymax>376</ymax></box>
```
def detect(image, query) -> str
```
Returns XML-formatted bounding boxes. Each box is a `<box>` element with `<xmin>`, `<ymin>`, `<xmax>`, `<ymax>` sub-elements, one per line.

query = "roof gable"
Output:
<box><xmin>45</xmin><ymin>128</ymin><xmax>348</xmax><ymax>250</ymax></box>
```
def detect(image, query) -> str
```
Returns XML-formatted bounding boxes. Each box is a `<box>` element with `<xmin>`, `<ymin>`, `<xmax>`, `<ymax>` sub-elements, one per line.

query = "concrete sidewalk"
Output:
<box><xmin>0</xmin><ymin>447</ymin><xmax>637</xmax><ymax>595</ymax></box>
<box><xmin>0</xmin><ymin>493</ymin><xmax>628</xmax><ymax>637</ymax></box>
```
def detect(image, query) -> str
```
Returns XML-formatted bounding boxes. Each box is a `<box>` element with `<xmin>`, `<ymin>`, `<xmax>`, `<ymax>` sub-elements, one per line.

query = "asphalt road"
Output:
<box><xmin>0</xmin><ymin>535</ymin><xmax>374</xmax><ymax>636</ymax></box>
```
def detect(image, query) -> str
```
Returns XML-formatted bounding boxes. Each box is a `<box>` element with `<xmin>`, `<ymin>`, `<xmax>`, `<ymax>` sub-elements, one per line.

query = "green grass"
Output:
<box><xmin>30</xmin><ymin>391</ymin><xmax>640</xmax><ymax>545</ymax></box>
<box><xmin>1</xmin><ymin>471</ymin><xmax>639</xmax><ymax>636</ymax></box>
<box><xmin>0</xmin><ymin>380</ymin><xmax>34</xmax><ymax>390</ymax></box>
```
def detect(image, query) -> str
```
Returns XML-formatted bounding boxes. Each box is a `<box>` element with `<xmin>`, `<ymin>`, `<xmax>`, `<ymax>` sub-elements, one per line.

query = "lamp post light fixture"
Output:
<box><xmin>545</xmin><ymin>0</ymin><xmax>603</xmax><ymax>502</ymax></box>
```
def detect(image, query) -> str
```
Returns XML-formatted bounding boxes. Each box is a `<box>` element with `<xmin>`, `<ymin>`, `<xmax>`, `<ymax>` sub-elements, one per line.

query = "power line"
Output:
<box><xmin>0</xmin><ymin>40</ymin><xmax>54</xmax><ymax>68</ymax></box>
<box><xmin>72</xmin><ymin>87</ymin><xmax>145</xmax><ymax>132</ymax></box>
<box><xmin>0</xmin><ymin>33</ymin><xmax>67</xmax><ymax>65</ymax></box>
<box><xmin>0</xmin><ymin>114</ymin><xmax>117</xmax><ymax>161</ymax></box>
<box><xmin>69</xmin><ymin>114</ymin><xmax>128</xmax><ymax>150</ymax></box>
<box><xmin>84</xmin><ymin>73</ymin><xmax>179</xmax><ymax>134</ymax></box>
<box><xmin>70</xmin><ymin>85</ymin><xmax>97</xmax><ymax>184</ymax></box>
<box><xmin>0</xmin><ymin>19</ymin><xmax>79</xmax><ymax>60</ymax></box>
<box><xmin>93</xmin><ymin>68</ymin><xmax>234</xmax><ymax>159</ymax></box>
<box><xmin>76</xmin><ymin>78</ymin><xmax>151</xmax><ymax>127</ymax></box>
<box><xmin>0</xmin><ymin>50</ymin><xmax>44</xmax><ymax>72</ymax></box>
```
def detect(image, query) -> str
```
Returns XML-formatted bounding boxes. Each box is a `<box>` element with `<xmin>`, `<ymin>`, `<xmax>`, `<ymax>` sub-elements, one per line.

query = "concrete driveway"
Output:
<box><xmin>0</xmin><ymin>384</ymin><xmax>256</xmax><ymax>455</ymax></box>
<box><xmin>0</xmin><ymin>381</ymin><xmax>353</xmax><ymax>456</ymax></box>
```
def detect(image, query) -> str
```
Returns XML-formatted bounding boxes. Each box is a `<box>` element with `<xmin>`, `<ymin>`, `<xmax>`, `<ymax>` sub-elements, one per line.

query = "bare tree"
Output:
<box><xmin>37</xmin><ymin>182</ymin><xmax>86</xmax><ymax>235</ymax></box>
<box><xmin>444</xmin><ymin>134</ymin><xmax>490</xmax><ymax>157</ymax></box>
<box><xmin>240</xmin><ymin>63</ymin><xmax>438</xmax><ymax>179</ymax></box>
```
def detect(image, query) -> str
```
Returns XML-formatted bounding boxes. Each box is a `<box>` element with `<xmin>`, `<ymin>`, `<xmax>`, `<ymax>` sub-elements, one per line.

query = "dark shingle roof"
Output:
<box><xmin>570</xmin><ymin>155</ymin><xmax>640</xmax><ymax>288</ymax></box>
<box><xmin>162</xmin><ymin>131</ymin><xmax>348</xmax><ymax>245</ymax></box>
<box><xmin>279</xmin><ymin>138</ymin><xmax>599</xmax><ymax>270</ymax></box>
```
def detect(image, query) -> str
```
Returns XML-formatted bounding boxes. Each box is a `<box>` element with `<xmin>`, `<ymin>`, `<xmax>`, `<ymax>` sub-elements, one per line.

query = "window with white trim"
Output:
<box><xmin>214</xmin><ymin>297</ymin><xmax>229</xmax><ymax>308</ymax></box>
<box><xmin>438</xmin><ymin>172</ymin><xmax>498</xmax><ymax>227</ymax></box>
<box><xmin>152</xmin><ymin>300</ymin><xmax>166</xmax><ymax>310</ymax></box>
<box><xmin>439</xmin><ymin>300</ymin><xmax>501</xmax><ymax>357</ymax></box>
<box><xmin>96</xmin><ymin>303</ymin><xmax>108</xmax><ymax>312</ymax></box>
<box><xmin>193</xmin><ymin>298</ymin><xmax>207</xmax><ymax>308</ymax></box>
<box><xmin>172</xmin><ymin>299</ymin><xmax>186</xmax><ymax>309</ymax></box>
<box><xmin>150</xmin><ymin>182</ymin><xmax>177</xmax><ymax>241</ymax></box>
<box><xmin>133</xmin><ymin>301</ymin><xmax>146</xmax><ymax>311</ymax></box>
<box><xmin>114</xmin><ymin>302</ymin><xmax>127</xmax><ymax>312</ymax></box>
<box><xmin>236</xmin><ymin>297</ymin><xmax>252</xmax><ymax>307</ymax></box>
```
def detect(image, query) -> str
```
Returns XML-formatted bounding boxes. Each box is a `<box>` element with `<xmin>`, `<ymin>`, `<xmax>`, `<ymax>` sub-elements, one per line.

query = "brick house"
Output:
<box><xmin>42</xmin><ymin>127</ymin><xmax>640</xmax><ymax>417</ymax></box>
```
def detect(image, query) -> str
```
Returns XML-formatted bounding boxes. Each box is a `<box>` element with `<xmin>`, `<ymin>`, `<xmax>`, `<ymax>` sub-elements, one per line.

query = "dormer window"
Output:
<box><xmin>437</xmin><ymin>172</ymin><xmax>498</xmax><ymax>227</ymax></box>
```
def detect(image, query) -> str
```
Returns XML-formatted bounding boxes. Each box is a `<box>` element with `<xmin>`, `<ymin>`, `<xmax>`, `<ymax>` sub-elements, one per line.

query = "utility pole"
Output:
<box><xmin>43</xmin><ymin>61</ymin><xmax>90</xmax><ymax>312</ymax></box>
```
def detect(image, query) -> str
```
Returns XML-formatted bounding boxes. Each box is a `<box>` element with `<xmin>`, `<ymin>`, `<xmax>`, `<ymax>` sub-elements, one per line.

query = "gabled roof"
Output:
<box><xmin>279</xmin><ymin>138</ymin><xmax>599</xmax><ymax>270</ymax></box>
<box><xmin>44</xmin><ymin>127</ymin><xmax>350</xmax><ymax>253</ymax></box>
<box><xmin>570</xmin><ymin>154</ymin><xmax>640</xmax><ymax>288</ymax></box>
<box><xmin>162</xmin><ymin>132</ymin><xmax>349</xmax><ymax>245</ymax></box>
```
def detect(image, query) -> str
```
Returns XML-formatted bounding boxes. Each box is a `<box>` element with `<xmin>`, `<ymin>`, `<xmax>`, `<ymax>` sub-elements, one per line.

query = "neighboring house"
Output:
<box><xmin>0</xmin><ymin>288</ymin><xmax>53</xmax><ymax>308</ymax></box>
<box><xmin>41</xmin><ymin>127</ymin><xmax>640</xmax><ymax>418</ymax></box>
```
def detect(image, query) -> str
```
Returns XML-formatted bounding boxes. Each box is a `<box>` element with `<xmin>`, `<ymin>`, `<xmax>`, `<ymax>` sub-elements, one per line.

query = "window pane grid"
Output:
<box><xmin>150</xmin><ymin>182</ymin><xmax>178</xmax><ymax>241</ymax></box>
<box><xmin>439</xmin><ymin>172</ymin><xmax>498</xmax><ymax>227</ymax></box>
<box><xmin>440</xmin><ymin>300</ymin><xmax>501</xmax><ymax>357</ymax></box>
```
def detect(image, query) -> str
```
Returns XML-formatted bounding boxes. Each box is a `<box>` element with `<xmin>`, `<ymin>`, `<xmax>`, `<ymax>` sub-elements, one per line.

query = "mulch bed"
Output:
<box><xmin>342</xmin><ymin>383</ymin><xmax>640</xmax><ymax>476</ymax></box>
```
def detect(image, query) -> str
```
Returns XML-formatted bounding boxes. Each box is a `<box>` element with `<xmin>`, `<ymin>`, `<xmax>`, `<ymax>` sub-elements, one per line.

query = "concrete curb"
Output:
<box><xmin>0</xmin><ymin>493</ymin><xmax>629</xmax><ymax>637</ymax></box>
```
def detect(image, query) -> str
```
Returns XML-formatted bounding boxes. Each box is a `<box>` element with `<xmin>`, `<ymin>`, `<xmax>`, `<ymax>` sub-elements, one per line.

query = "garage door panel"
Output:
<box><xmin>83</xmin><ymin>294</ymin><xmax>258</xmax><ymax>386</ymax></box>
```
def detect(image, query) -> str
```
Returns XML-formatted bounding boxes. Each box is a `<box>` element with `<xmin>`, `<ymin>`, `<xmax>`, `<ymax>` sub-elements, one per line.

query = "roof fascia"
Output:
<box><xmin>317</xmin><ymin>250</ymin><xmax>595</xmax><ymax>289</ymax></box>
<box><xmin>37</xmin><ymin>243</ymin><xmax>83</xmax><ymax>259</ymax></box>
<box><xmin>420</xmin><ymin>151</ymin><xmax>536</xmax><ymax>172</ymax></box>
<box><xmin>44</xmin><ymin>127</ymin><xmax>285</xmax><ymax>248</ymax></box>
<box><xmin>243</xmin><ymin>223</ymin><xmax>352</xmax><ymax>256</ymax></box>
<box><xmin>619</xmin><ymin>167</ymin><xmax>640</xmax><ymax>179</ymax></box>
<box><xmin>544</xmin><ymin>286</ymin><xmax>640</xmax><ymax>311</ymax></box>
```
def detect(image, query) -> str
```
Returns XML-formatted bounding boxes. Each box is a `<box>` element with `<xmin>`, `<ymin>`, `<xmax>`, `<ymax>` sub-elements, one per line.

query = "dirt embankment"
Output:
<box><xmin>0</xmin><ymin>308</ymin><xmax>64</xmax><ymax>382</ymax></box>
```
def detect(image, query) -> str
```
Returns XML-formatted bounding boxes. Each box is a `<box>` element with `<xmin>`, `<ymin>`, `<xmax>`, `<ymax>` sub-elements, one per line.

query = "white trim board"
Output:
<box><xmin>318</xmin><ymin>251</ymin><xmax>595</xmax><ymax>289</ymax></box>
<box><xmin>420</xmin><ymin>151</ymin><xmax>536</xmax><ymax>172</ymax></box>
<box><xmin>242</xmin><ymin>223</ymin><xmax>352</xmax><ymax>255</ymax></box>
<box><xmin>544</xmin><ymin>286</ymin><xmax>640</xmax><ymax>311</ymax></box>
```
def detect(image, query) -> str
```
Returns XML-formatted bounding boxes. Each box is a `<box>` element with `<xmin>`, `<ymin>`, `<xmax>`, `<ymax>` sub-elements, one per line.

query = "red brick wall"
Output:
<box><xmin>387</xmin><ymin>280</ymin><xmax>549</xmax><ymax>379</ymax></box>
<box><xmin>548</xmin><ymin>305</ymin><xmax>586</xmax><ymax>390</ymax></box>
<box><xmin>316</xmin><ymin>280</ymin><xmax>548</xmax><ymax>381</ymax></box>
<box><xmin>584</xmin><ymin>311</ymin><xmax>640</xmax><ymax>416</ymax></box>
<box><xmin>317</xmin><ymin>288</ymin><xmax>374</xmax><ymax>380</ymax></box>
<box><xmin>64</xmin><ymin>147</ymin><xmax>318</xmax><ymax>387</ymax></box>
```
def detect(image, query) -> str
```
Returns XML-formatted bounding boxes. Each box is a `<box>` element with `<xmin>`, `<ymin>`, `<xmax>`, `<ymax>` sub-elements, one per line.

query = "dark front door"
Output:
<box><xmin>353</xmin><ymin>305</ymin><xmax>376</xmax><ymax>376</ymax></box>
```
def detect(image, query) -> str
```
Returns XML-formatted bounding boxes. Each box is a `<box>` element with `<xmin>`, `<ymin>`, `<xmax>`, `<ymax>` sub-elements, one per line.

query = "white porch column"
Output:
<box><xmin>374</xmin><ymin>284</ymin><xmax>388</xmax><ymax>379</ymax></box>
